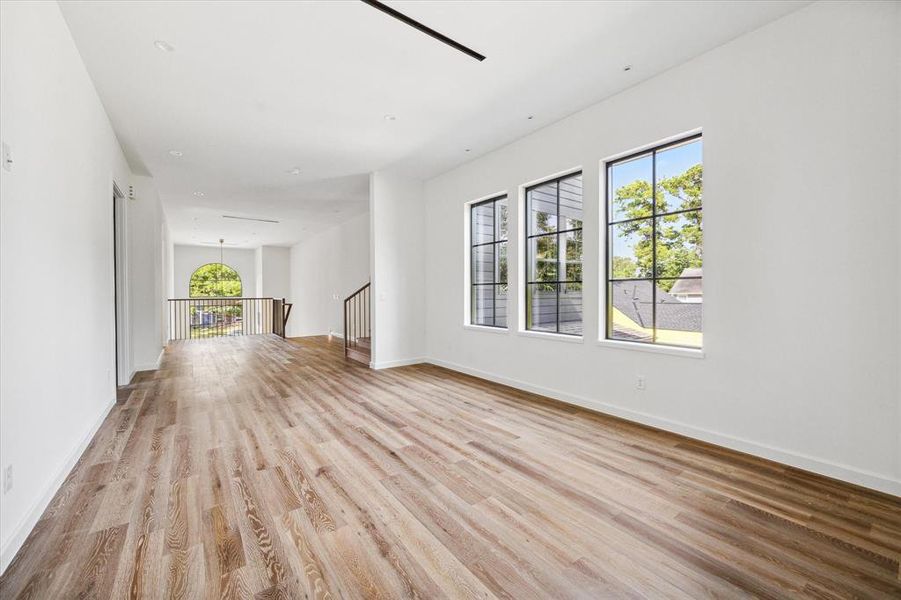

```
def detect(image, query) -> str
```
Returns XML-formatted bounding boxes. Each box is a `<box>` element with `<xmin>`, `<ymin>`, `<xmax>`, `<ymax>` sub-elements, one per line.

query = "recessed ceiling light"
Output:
<box><xmin>193</xmin><ymin>191</ymin><xmax>204</xmax><ymax>197</ymax></box>
<box><xmin>623</xmin><ymin>65</ymin><xmax>633</xmax><ymax>72</ymax></box>
<box><xmin>154</xmin><ymin>40</ymin><xmax>175</xmax><ymax>52</ymax></box>
<box><xmin>384</xmin><ymin>114</ymin><xmax>396</xmax><ymax>121</ymax></box>
<box><xmin>168</xmin><ymin>150</ymin><xmax>183</xmax><ymax>157</ymax></box>
<box><xmin>287</xmin><ymin>168</ymin><xmax>301</xmax><ymax>175</ymax></box>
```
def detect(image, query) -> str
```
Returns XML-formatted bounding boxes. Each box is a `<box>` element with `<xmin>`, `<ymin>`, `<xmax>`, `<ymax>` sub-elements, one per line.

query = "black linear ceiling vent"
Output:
<box><xmin>361</xmin><ymin>0</ymin><xmax>486</xmax><ymax>62</ymax></box>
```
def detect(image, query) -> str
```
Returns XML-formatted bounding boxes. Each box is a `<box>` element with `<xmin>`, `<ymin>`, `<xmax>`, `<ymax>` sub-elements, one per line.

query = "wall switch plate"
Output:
<box><xmin>636</xmin><ymin>376</ymin><xmax>646</xmax><ymax>391</ymax></box>
<box><xmin>2</xmin><ymin>141</ymin><xmax>12</xmax><ymax>172</ymax></box>
<box><xmin>3</xmin><ymin>465</ymin><xmax>12</xmax><ymax>494</ymax></box>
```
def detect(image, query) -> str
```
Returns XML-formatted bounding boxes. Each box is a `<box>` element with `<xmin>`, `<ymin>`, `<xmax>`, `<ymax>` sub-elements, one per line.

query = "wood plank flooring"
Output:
<box><xmin>1</xmin><ymin>334</ymin><xmax>899</xmax><ymax>599</ymax></box>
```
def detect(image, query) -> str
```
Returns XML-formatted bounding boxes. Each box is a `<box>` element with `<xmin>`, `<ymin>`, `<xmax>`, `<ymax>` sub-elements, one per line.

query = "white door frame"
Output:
<box><xmin>113</xmin><ymin>182</ymin><xmax>130</xmax><ymax>386</ymax></box>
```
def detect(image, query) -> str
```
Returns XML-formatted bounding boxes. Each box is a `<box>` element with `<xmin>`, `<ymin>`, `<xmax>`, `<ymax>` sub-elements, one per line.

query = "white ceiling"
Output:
<box><xmin>59</xmin><ymin>0</ymin><xmax>808</xmax><ymax>247</ymax></box>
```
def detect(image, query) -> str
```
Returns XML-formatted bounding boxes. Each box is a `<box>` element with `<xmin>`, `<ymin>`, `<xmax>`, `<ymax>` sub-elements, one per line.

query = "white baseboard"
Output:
<box><xmin>133</xmin><ymin>348</ymin><xmax>164</xmax><ymax>373</ymax></box>
<box><xmin>425</xmin><ymin>357</ymin><xmax>901</xmax><ymax>497</ymax></box>
<box><xmin>0</xmin><ymin>397</ymin><xmax>117</xmax><ymax>575</ymax></box>
<box><xmin>372</xmin><ymin>357</ymin><xmax>425</xmax><ymax>370</ymax></box>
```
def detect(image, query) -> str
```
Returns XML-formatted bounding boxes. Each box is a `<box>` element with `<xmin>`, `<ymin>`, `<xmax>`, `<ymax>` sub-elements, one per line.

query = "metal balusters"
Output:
<box><xmin>342</xmin><ymin>282</ymin><xmax>370</xmax><ymax>362</ymax></box>
<box><xmin>166</xmin><ymin>297</ymin><xmax>293</xmax><ymax>341</ymax></box>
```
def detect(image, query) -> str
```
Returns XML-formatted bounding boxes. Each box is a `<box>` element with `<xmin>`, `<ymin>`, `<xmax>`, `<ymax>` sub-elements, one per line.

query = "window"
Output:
<box><xmin>189</xmin><ymin>263</ymin><xmax>242</xmax><ymax>298</ymax></box>
<box><xmin>525</xmin><ymin>172</ymin><xmax>583</xmax><ymax>335</ymax></box>
<box><xmin>470</xmin><ymin>196</ymin><xmax>508</xmax><ymax>327</ymax></box>
<box><xmin>605</xmin><ymin>135</ymin><xmax>702</xmax><ymax>348</ymax></box>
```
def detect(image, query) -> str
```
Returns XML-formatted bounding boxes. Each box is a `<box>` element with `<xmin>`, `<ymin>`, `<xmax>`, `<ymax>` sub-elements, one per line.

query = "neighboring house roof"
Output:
<box><xmin>669</xmin><ymin>268</ymin><xmax>703</xmax><ymax>296</ymax></box>
<box><xmin>611</xmin><ymin>280</ymin><xmax>702</xmax><ymax>332</ymax></box>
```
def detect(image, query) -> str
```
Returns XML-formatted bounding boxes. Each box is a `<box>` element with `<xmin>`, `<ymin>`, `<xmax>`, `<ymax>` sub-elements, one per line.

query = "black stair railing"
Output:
<box><xmin>343</xmin><ymin>282</ymin><xmax>370</xmax><ymax>360</ymax></box>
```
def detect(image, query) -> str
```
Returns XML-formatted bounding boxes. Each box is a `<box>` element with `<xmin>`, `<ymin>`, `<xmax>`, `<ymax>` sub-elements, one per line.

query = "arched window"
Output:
<box><xmin>189</xmin><ymin>263</ymin><xmax>242</xmax><ymax>298</ymax></box>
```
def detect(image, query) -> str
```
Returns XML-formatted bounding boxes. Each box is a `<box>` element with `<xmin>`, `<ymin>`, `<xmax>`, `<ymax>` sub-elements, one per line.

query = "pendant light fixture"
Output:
<box><xmin>217</xmin><ymin>238</ymin><xmax>225</xmax><ymax>297</ymax></box>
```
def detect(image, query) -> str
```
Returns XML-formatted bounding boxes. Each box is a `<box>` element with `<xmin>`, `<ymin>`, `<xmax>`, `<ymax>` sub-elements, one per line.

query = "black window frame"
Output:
<box><xmin>604</xmin><ymin>133</ymin><xmax>703</xmax><ymax>348</ymax></box>
<box><xmin>524</xmin><ymin>170</ymin><xmax>583</xmax><ymax>336</ymax></box>
<box><xmin>469</xmin><ymin>195</ymin><xmax>508</xmax><ymax>328</ymax></box>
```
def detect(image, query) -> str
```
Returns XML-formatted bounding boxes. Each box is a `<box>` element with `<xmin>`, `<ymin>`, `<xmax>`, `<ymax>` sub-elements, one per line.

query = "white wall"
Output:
<box><xmin>288</xmin><ymin>212</ymin><xmax>370</xmax><ymax>338</ymax></box>
<box><xmin>254</xmin><ymin>246</ymin><xmax>263</xmax><ymax>298</ymax></box>
<box><xmin>371</xmin><ymin>171</ymin><xmax>426</xmax><ymax>368</ymax></box>
<box><xmin>172</xmin><ymin>244</ymin><xmax>257</xmax><ymax>299</ymax></box>
<box><xmin>129</xmin><ymin>176</ymin><xmax>166</xmax><ymax>371</ymax></box>
<box><xmin>258</xmin><ymin>246</ymin><xmax>291</xmax><ymax>299</ymax></box>
<box><xmin>0</xmin><ymin>0</ymin><xmax>133</xmax><ymax>571</ymax></box>
<box><xmin>162</xmin><ymin>212</ymin><xmax>174</xmax><ymax>341</ymax></box>
<box><xmin>423</xmin><ymin>1</ymin><xmax>901</xmax><ymax>494</ymax></box>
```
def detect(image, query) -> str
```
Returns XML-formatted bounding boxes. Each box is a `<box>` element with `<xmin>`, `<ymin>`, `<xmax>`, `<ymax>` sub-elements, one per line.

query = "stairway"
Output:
<box><xmin>344</xmin><ymin>282</ymin><xmax>371</xmax><ymax>366</ymax></box>
<box><xmin>346</xmin><ymin>335</ymin><xmax>370</xmax><ymax>365</ymax></box>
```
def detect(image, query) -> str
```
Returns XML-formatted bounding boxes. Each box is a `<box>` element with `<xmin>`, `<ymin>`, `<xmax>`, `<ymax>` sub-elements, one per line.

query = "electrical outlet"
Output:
<box><xmin>636</xmin><ymin>375</ymin><xmax>646</xmax><ymax>391</ymax></box>
<box><xmin>3</xmin><ymin>464</ymin><xmax>12</xmax><ymax>494</ymax></box>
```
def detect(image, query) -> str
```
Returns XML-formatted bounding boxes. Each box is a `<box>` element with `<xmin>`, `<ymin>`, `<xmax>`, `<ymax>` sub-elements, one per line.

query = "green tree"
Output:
<box><xmin>189</xmin><ymin>263</ymin><xmax>242</xmax><ymax>298</ymax></box>
<box><xmin>612</xmin><ymin>163</ymin><xmax>702</xmax><ymax>291</ymax></box>
<box><xmin>611</xmin><ymin>256</ymin><xmax>638</xmax><ymax>279</ymax></box>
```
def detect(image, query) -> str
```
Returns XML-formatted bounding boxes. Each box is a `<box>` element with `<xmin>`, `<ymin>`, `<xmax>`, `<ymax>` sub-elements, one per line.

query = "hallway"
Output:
<box><xmin>1</xmin><ymin>335</ymin><xmax>899</xmax><ymax>598</ymax></box>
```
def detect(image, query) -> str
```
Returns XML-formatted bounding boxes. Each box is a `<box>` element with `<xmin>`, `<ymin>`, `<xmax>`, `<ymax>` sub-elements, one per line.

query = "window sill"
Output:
<box><xmin>596</xmin><ymin>339</ymin><xmax>705</xmax><ymax>359</ymax></box>
<box><xmin>517</xmin><ymin>329</ymin><xmax>584</xmax><ymax>344</ymax></box>
<box><xmin>463</xmin><ymin>324</ymin><xmax>509</xmax><ymax>335</ymax></box>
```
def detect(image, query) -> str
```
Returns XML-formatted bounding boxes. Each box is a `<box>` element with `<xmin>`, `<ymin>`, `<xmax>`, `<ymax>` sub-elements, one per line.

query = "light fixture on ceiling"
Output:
<box><xmin>361</xmin><ymin>0</ymin><xmax>486</xmax><ymax>62</ymax></box>
<box><xmin>464</xmin><ymin>148</ymin><xmax>471</xmax><ymax>153</ymax></box>
<box><xmin>384</xmin><ymin>114</ymin><xmax>396</xmax><ymax>121</ymax></box>
<box><xmin>623</xmin><ymin>65</ymin><xmax>633</xmax><ymax>72</ymax></box>
<box><xmin>193</xmin><ymin>191</ymin><xmax>205</xmax><ymax>197</ymax></box>
<box><xmin>527</xmin><ymin>115</ymin><xmax>534</xmax><ymax>120</ymax></box>
<box><xmin>286</xmin><ymin>168</ymin><xmax>301</xmax><ymax>175</ymax></box>
<box><xmin>168</xmin><ymin>150</ymin><xmax>183</xmax><ymax>157</ymax></box>
<box><xmin>154</xmin><ymin>40</ymin><xmax>175</xmax><ymax>52</ymax></box>
<box><xmin>222</xmin><ymin>215</ymin><xmax>280</xmax><ymax>224</ymax></box>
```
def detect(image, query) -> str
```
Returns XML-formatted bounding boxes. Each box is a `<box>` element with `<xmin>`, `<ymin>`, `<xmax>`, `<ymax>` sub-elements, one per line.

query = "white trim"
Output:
<box><xmin>133</xmin><ymin>347</ymin><xmax>165</xmax><ymax>372</ymax></box>
<box><xmin>463</xmin><ymin>324</ymin><xmax>509</xmax><ymax>335</ymax></box>
<box><xmin>372</xmin><ymin>357</ymin><xmax>426</xmax><ymax>370</ymax></box>
<box><xmin>516</xmin><ymin>329</ymin><xmax>584</xmax><ymax>344</ymax></box>
<box><xmin>597</xmin><ymin>130</ymin><xmax>705</xmax><ymax>363</ymax></box>
<box><xmin>519</xmin><ymin>165</ymin><xmax>583</xmax><ymax>191</ymax></box>
<box><xmin>600</xmin><ymin>127</ymin><xmax>704</xmax><ymax>165</ymax></box>
<box><xmin>463</xmin><ymin>190</ymin><xmax>509</xmax><ymax>329</ymax></box>
<box><xmin>112</xmin><ymin>179</ymin><xmax>131</xmax><ymax>385</ymax></box>
<box><xmin>425</xmin><ymin>357</ymin><xmax>901</xmax><ymax>497</ymax></box>
<box><xmin>0</xmin><ymin>398</ymin><xmax>117</xmax><ymax>575</ymax></box>
<box><xmin>596</xmin><ymin>339</ymin><xmax>704</xmax><ymax>359</ymax></box>
<box><xmin>517</xmin><ymin>165</ymin><xmax>584</xmax><ymax>333</ymax></box>
<box><xmin>464</xmin><ymin>190</ymin><xmax>509</xmax><ymax>208</ymax></box>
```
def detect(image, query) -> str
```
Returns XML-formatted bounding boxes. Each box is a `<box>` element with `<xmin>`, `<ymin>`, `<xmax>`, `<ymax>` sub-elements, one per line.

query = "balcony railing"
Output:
<box><xmin>167</xmin><ymin>297</ymin><xmax>292</xmax><ymax>341</ymax></box>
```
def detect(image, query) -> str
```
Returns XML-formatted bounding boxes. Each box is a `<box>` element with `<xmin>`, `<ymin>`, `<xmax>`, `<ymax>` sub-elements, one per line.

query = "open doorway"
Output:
<box><xmin>113</xmin><ymin>183</ymin><xmax>128</xmax><ymax>387</ymax></box>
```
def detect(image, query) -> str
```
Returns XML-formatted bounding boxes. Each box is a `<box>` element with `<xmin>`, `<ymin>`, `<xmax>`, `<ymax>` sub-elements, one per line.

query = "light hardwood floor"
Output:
<box><xmin>1</xmin><ymin>335</ymin><xmax>899</xmax><ymax>599</ymax></box>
